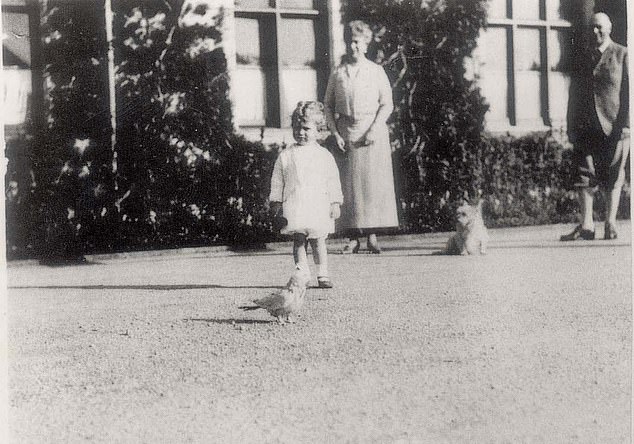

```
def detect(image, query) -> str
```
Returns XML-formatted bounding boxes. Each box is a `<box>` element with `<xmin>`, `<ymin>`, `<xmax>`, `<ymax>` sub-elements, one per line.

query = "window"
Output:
<box><xmin>2</xmin><ymin>2</ymin><xmax>32</xmax><ymax>127</ymax></box>
<box><xmin>478</xmin><ymin>0</ymin><xmax>572</xmax><ymax>131</ymax></box>
<box><xmin>234</xmin><ymin>0</ymin><xmax>328</xmax><ymax>128</ymax></box>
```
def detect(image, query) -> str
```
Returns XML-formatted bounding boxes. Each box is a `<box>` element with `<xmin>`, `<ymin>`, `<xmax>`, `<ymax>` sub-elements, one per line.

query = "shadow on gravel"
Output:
<box><xmin>493</xmin><ymin>242</ymin><xmax>631</xmax><ymax>248</ymax></box>
<box><xmin>381</xmin><ymin>241</ymin><xmax>631</xmax><ymax>256</ymax></box>
<box><xmin>39</xmin><ymin>259</ymin><xmax>103</xmax><ymax>267</ymax></box>
<box><xmin>208</xmin><ymin>251</ymin><xmax>289</xmax><ymax>258</ymax></box>
<box><xmin>186</xmin><ymin>318</ymin><xmax>273</xmax><ymax>325</ymax></box>
<box><xmin>9</xmin><ymin>284</ymin><xmax>282</xmax><ymax>290</ymax></box>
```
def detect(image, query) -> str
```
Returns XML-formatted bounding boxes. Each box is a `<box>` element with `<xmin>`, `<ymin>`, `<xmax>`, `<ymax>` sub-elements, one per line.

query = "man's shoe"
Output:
<box><xmin>604</xmin><ymin>223</ymin><xmax>618</xmax><ymax>240</ymax></box>
<box><xmin>560</xmin><ymin>225</ymin><xmax>595</xmax><ymax>241</ymax></box>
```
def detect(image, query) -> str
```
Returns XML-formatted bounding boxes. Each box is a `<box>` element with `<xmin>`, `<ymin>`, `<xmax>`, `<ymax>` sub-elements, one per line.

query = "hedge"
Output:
<box><xmin>9</xmin><ymin>127</ymin><xmax>629</xmax><ymax>259</ymax></box>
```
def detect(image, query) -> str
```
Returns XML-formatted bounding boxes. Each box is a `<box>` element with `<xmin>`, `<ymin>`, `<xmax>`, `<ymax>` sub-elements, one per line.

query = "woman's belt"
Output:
<box><xmin>335</xmin><ymin>113</ymin><xmax>375</xmax><ymax>125</ymax></box>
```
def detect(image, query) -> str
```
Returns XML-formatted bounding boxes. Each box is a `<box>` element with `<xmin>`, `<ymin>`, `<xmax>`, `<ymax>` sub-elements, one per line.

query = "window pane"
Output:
<box><xmin>548</xmin><ymin>29</ymin><xmax>571</xmax><ymax>72</ymax></box>
<box><xmin>235</xmin><ymin>0</ymin><xmax>272</xmax><ymax>8</ymax></box>
<box><xmin>548</xmin><ymin>29</ymin><xmax>571</xmax><ymax>126</ymax></box>
<box><xmin>280</xmin><ymin>18</ymin><xmax>316</xmax><ymax>67</ymax></box>
<box><xmin>479</xmin><ymin>27</ymin><xmax>509</xmax><ymax>126</ymax></box>
<box><xmin>235</xmin><ymin>17</ymin><xmax>261</xmax><ymax>65</ymax></box>
<box><xmin>548</xmin><ymin>73</ymin><xmax>569</xmax><ymax>126</ymax></box>
<box><xmin>483</xmin><ymin>28</ymin><xmax>508</xmax><ymax>70</ymax></box>
<box><xmin>279</xmin><ymin>18</ymin><xmax>319</xmax><ymax>126</ymax></box>
<box><xmin>513</xmin><ymin>0</ymin><xmax>540</xmax><ymax>20</ymax></box>
<box><xmin>488</xmin><ymin>0</ymin><xmax>507</xmax><ymax>19</ymax></box>
<box><xmin>281</xmin><ymin>70</ymin><xmax>318</xmax><ymax>127</ymax></box>
<box><xmin>2</xmin><ymin>67</ymin><xmax>31</xmax><ymax>125</ymax></box>
<box><xmin>515</xmin><ymin>28</ymin><xmax>543</xmax><ymax>125</ymax></box>
<box><xmin>515</xmin><ymin>71</ymin><xmax>542</xmax><ymax>124</ymax></box>
<box><xmin>235</xmin><ymin>17</ymin><xmax>270</xmax><ymax>125</ymax></box>
<box><xmin>234</xmin><ymin>68</ymin><xmax>268</xmax><ymax>125</ymax></box>
<box><xmin>515</xmin><ymin>28</ymin><xmax>541</xmax><ymax>71</ymax></box>
<box><xmin>279</xmin><ymin>0</ymin><xmax>315</xmax><ymax>9</ymax></box>
<box><xmin>545</xmin><ymin>0</ymin><xmax>564</xmax><ymax>20</ymax></box>
<box><xmin>2</xmin><ymin>12</ymin><xmax>31</xmax><ymax>67</ymax></box>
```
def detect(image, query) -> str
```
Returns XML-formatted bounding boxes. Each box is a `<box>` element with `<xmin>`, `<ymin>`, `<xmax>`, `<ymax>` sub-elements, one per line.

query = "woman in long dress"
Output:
<box><xmin>324</xmin><ymin>20</ymin><xmax>399</xmax><ymax>254</ymax></box>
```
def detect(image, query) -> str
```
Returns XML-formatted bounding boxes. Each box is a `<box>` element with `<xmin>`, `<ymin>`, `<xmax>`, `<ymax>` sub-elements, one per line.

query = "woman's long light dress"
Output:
<box><xmin>324</xmin><ymin>58</ymin><xmax>399</xmax><ymax>231</ymax></box>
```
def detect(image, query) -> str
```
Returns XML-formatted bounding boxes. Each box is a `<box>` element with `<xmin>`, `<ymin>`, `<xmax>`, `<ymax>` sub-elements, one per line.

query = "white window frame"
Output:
<box><xmin>481</xmin><ymin>0</ymin><xmax>573</xmax><ymax>134</ymax></box>
<box><xmin>227</xmin><ymin>0</ymin><xmax>344</xmax><ymax>143</ymax></box>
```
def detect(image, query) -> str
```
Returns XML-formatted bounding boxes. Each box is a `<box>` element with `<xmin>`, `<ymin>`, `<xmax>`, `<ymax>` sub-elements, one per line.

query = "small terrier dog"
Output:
<box><xmin>437</xmin><ymin>200</ymin><xmax>488</xmax><ymax>255</ymax></box>
<box><xmin>239</xmin><ymin>268</ymin><xmax>309</xmax><ymax>324</ymax></box>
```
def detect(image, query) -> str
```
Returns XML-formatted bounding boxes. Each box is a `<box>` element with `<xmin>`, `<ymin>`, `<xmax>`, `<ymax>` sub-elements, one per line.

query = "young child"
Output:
<box><xmin>269</xmin><ymin>101</ymin><xmax>343</xmax><ymax>288</ymax></box>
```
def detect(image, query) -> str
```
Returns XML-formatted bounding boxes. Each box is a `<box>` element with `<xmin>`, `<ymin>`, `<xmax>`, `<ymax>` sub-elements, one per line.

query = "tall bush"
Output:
<box><xmin>113</xmin><ymin>0</ymin><xmax>274</xmax><ymax>250</ymax></box>
<box><xmin>35</xmin><ymin>0</ymin><xmax>114</xmax><ymax>260</ymax></box>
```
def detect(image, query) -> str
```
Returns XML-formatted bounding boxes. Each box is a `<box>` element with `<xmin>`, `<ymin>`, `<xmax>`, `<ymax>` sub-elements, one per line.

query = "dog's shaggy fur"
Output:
<box><xmin>437</xmin><ymin>201</ymin><xmax>488</xmax><ymax>255</ymax></box>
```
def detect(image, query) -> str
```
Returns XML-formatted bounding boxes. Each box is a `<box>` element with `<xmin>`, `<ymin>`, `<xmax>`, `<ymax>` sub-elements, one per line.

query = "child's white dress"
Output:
<box><xmin>269</xmin><ymin>141</ymin><xmax>343</xmax><ymax>238</ymax></box>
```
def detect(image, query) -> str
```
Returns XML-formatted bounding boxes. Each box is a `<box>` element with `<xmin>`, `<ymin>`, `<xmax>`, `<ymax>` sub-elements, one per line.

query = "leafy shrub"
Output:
<box><xmin>5</xmin><ymin>129</ymin><xmax>39</xmax><ymax>259</ymax></box>
<box><xmin>32</xmin><ymin>0</ymin><xmax>113</xmax><ymax>261</ymax></box>
<box><xmin>399</xmin><ymin>131</ymin><xmax>629</xmax><ymax>231</ymax></box>
<box><xmin>111</xmin><ymin>1</ymin><xmax>281</xmax><ymax>251</ymax></box>
<box><xmin>112</xmin><ymin>0</ymin><xmax>231</xmax><ymax>251</ymax></box>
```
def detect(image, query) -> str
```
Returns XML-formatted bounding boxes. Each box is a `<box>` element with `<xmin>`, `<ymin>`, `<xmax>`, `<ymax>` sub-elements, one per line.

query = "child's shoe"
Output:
<box><xmin>317</xmin><ymin>276</ymin><xmax>333</xmax><ymax>289</ymax></box>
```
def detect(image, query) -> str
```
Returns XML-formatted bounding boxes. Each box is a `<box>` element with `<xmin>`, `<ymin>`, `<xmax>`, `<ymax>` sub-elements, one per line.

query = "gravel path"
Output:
<box><xmin>6</xmin><ymin>223</ymin><xmax>632</xmax><ymax>443</ymax></box>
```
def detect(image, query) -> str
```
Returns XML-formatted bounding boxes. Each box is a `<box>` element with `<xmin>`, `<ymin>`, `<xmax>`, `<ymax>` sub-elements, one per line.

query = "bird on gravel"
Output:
<box><xmin>239</xmin><ymin>268</ymin><xmax>309</xmax><ymax>324</ymax></box>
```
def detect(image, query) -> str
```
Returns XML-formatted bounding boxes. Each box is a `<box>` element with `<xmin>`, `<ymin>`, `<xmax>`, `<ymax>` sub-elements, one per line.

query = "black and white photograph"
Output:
<box><xmin>1</xmin><ymin>0</ymin><xmax>631</xmax><ymax>442</ymax></box>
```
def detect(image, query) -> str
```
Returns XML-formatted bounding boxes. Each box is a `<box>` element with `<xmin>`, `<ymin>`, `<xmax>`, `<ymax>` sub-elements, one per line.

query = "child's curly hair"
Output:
<box><xmin>291</xmin><ymin>101</ymin><xmax>326</xmax><ymax>131</ymax></box>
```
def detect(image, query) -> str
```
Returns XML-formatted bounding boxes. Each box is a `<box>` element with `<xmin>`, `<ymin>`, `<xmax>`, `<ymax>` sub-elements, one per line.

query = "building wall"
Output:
<box><xmin>2</xmin><ymin>1</ymin><xmax>626</xmax><ymax>143</ymax></box>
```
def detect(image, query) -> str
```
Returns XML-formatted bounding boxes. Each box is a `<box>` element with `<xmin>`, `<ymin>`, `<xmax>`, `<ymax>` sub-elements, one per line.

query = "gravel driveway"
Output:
<box><xmin>6</xmin><ymin>223</ymin><xmax>632</xmax><ymax>443</ymax></box>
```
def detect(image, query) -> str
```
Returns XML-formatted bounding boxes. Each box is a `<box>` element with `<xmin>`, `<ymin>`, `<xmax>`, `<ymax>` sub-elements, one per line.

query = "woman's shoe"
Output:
<box><xmin>341</xmin><ymin>239</ymin><xmax>360</xmax><ymax>254</ymax></box>
<box><xmin>367</xmin><ymin>241</ymin><xmax>382</xmax><ymax>254</ymax></box>
<box><xmin>367</xmin><ymin>234</ymin><xmax>381</xmax><ymax>254</ymax></box>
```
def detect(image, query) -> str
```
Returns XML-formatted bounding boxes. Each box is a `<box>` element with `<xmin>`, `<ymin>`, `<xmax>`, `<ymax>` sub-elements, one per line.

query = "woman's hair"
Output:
<box><xmin>291</xmin><ymin>101</ymin><xmax>326</xmax><ymax>130</ymax></box>
<box><xmin>344</xmin><ymin>20</ymin><xmax>373</xmax><ymax>45</ymax></box>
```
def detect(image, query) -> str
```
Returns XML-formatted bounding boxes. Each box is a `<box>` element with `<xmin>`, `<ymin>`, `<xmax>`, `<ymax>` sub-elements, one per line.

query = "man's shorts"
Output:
<box><xmin>573</xmin><ymin>130</ymin><xmax>630</xmax><ymax>190</ymax></box>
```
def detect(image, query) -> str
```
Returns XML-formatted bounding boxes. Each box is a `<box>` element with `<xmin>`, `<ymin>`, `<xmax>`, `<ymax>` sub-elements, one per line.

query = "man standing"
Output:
<box><xmin>561</xmin><ymin>12</ymin><xmax>629</xmax><ymax>241</ymax></box>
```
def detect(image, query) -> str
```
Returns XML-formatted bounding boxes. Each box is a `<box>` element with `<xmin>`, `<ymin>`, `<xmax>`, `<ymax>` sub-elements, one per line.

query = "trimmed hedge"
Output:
<box><xmin>9</xmin><ymin>127</ymin><xmax>628</xmax><ymax>259</ymax></box>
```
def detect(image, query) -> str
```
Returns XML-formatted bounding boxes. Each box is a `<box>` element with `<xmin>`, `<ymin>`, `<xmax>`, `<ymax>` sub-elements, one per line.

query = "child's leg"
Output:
<box><xmin>293</xmin><ymin>233</ymin><xmax>309</xmax><ymax>270</ymax></box>
<box><xmin>308</xmin><ymin>237</ymin><xmax>328</xmax><ymax>277</ymax></box>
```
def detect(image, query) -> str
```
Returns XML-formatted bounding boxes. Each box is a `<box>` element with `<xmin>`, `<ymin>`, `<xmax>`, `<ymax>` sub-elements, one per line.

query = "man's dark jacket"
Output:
<box><xmin>567</xmin><ymin>40</ymin><xmax>629</xmax><ymax>140</ymax></box>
